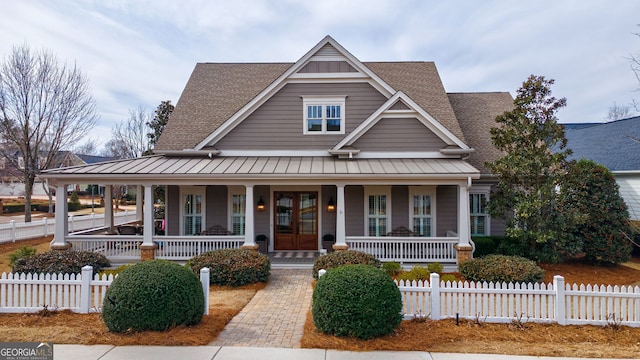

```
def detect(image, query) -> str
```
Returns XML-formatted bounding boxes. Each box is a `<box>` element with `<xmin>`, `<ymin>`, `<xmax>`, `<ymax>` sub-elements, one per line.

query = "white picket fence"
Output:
<box><xmin>397</xmin><ymin>273</ymin><xmax>640</xmax><ymax>327</ymax></box>
<box><xmin>0</xmin><ymin>211</ymin><xmax>137</xmax><ymax>243</ymax></box>
<box><xmin>0</xmin><ymin>265</ymin><xmax>210</xmax><ymax>315</ymax></box>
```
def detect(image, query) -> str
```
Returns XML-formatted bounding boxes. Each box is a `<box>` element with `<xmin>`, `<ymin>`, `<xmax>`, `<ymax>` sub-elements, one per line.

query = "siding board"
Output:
<box><xmin>206</xmin><ymin>185</ymin><xmax>227</xmax><ymax>227</ymax></box>
<box><xmin>352</xmin><ymin>117</ymin><xmax>447</xmax><ymax>151</ymax></box>
<box><xmin>214</xmin><ymin>83</ymin><xmax>387</xmax><ymax>150</ymax></box>
<box><xmin>345</xmin><ymin>185</ymin><xmax>364</xmax><ymax>236</ymax></box>
<box><xmin>392</xmin><ymin>186</ymin><xmax>409</xmax><ymax>229</ymax></box>
<box><xmin>167</xmin><ymin>185</ymin><xmax>180</xmax><ymax>236</ymax></box>
<box><xmin>436</xmin><ymin>186</ymin><xmax>457</xmax><ymax>237</ymax></box>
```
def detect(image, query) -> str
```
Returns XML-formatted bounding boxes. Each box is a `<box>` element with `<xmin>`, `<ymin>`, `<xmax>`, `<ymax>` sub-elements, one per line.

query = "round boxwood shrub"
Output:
<box><xmin>459</xmin><ymin>255</ymin><xmax>545</xmax><ymax>284</ymax></box>
<box><xmin>188</xmin><ymin>248</ymin><xmax>270</xmax><ymax>287</ymax></box>
<box><xmin>312</xmin><ymin>264</ymin><xmax>402</xmax><ymax>339</ymax></box>
<box><xmin>102</xmin><ymin>260</ymin><xmax>204</xmax><ymax>332</ymax></box>
<box><xmin>12</xmin><ymin>249</ymin><xmax>110</xmax><ymax>275</ymax></box>
<box><xmin>312</xmin><ymin>250</ymin><xmax>380</xmax><ymax>279</ymax></box>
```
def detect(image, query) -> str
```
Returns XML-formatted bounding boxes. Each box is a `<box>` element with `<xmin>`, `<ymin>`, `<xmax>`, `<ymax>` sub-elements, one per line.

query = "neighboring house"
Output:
<box><xmin>563</xmin><ymin>116</ymin><xmax>640</xmax><ymax>220</ymax></box>
<box><xmin>40</xmin><ymin>36</ymin><xmax>512</xmax><ymax>266</ymax></box>
<box><xmin>0</xmin><ymin>152</ymin><xmax>117</xmax><ymax>196</ymax></box>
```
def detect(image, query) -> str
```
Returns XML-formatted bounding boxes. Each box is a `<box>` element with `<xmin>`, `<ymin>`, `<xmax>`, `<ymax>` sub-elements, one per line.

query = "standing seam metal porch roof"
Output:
<box><xmin>39</xmin><ymin>155</ymin><xmax>480</xmax><ymax>180</ymax></box>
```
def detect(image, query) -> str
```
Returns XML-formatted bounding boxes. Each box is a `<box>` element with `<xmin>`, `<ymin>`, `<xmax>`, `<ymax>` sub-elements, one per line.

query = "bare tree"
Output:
<box><xmin>0</xmin><ymin>44</ymin><xmax>98</xmax><ymax>222</ymax></box>
<box><xmin>605</xmin><ymin>102</ymin><xmax>632</xmax><ymax>122</ymax></box>
<box><xmin>102</xmin><ymin>107</ymin><xmax>151</xmax><ymax>209</ymax></box>
<box><xmin>103</xmin><ymin>107</ymin><xmax>151</xmax><ymax>159</ymax></box>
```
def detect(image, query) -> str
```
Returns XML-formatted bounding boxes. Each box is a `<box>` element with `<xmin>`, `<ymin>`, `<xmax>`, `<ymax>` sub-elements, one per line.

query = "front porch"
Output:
<box><xmin>41</xmin><ymin>156</ymin><xmax>479</xmax><ymax>269</ymax></box>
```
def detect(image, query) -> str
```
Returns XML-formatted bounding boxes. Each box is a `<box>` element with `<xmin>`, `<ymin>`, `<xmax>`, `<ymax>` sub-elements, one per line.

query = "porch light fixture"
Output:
<box><xmin>256</xmin><ymin>196</ymin><xmax>265</xmax><ymax>212</ymax></box>
<box><xmin>327</xmin><ymin>197</ymin><xmax>336</xmax><ymax>212</ymax></box>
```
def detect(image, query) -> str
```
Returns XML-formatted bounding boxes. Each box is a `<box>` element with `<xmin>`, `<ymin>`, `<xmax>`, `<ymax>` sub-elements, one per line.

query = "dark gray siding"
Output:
<box><xmin>298</xmin><ymin>61</ymin><xmax>356</xmax><ymax>73</ymax></box>
<box><xmin>322</xmin><ymin>185</ymin><xmax>337</xmax><ymax>238</ymax></box>
<box><xmin>214</xmin><ymin>83</ymin><xmax>387</xmax><ymax>150</ymax></box>
<box><xmin>205</xmin><ymin>186</ymin><xmax>227</xmax><ymax>229</ymax></box>
<box><xmin>352</xmin><ymin>117</ymin><xmax>447</xmax><ymax>151</ymax></box>
<box><xmin>391</xmin><ymin>186</ymin><xmax>409</xmax><ymax>230</ymax></box>
<box><xmin>389</xmin><ymin>100</ymin><xmax>409</xmax><ymax>110</ymax></box>
<box><xmin>167</xmin><ymin>185</ymin><xmax>180</xmax><ymax>236</ymax></box>
<box><xmin>491</xmin><ymin>218</ymin><xmax>506</xmax><ymax>236</ymax></box>
<box><xmin>345</xmin><ymin>185</ymin><xmax>364</xmax><ymax>236</ymax></box>
<box><xmin>436</xmin><ymin>186</ymin><xmax>457</xmax><ymax>237</ymax></box>
<box><xmin>255</xmin><ymin>185</ymin><xmax>270</xmax><ymax>240</ymax></box>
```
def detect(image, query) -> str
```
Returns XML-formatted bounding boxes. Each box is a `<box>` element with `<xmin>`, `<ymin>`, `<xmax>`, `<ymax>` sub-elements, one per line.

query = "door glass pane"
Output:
<box><xmin>276</xmin><ymin>193</ymin><xmax>293</xmax><ymax>234</ymax></box>
<box><xmin>298</xmin><ymin>193</ymin><xmax>317</xmax><ymax>235</ymax></box>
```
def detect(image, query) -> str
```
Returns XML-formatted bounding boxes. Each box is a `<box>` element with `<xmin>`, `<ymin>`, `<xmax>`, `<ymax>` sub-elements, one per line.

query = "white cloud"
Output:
<box><xmin>1</xmin><ymin>0</ymin><xmax>639</xmax><ymax>150</ymax></box>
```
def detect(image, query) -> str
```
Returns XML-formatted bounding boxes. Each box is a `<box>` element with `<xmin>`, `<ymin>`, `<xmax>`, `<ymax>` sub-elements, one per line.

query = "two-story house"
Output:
<box><xmin>40</xmin><ymin>36</ymin><xmax>512</xmax><ymax>267</ymax></box>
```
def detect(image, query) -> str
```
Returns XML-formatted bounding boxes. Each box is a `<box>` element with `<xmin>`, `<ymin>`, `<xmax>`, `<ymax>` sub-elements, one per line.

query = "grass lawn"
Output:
<box><xmin>1</xmin><ymin>237</ymin><xmax>640</xmax><ymax>357</ymax></box>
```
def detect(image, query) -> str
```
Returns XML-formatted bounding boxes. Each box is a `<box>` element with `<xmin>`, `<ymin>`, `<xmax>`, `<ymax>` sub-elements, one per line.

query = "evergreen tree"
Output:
<box><xmin>487</xmin><ymin>75</ymin><xmax>573</xmax><ymax>262</ymax></box>
<box><xmin>559</xmin><ymin>159</ymin><xmax>632</xmax><ymax>265</ymax></box>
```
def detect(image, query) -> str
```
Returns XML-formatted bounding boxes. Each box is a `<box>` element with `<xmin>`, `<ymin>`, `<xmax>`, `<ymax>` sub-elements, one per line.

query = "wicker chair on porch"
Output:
<box><xmin>199</xmin><ymin>225</ymin><xmax>233</xmax><ymax>236</ymax></box>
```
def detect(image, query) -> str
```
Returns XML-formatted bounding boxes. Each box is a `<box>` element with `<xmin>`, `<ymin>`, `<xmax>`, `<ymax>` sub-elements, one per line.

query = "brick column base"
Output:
<box><xmin>50</xmin><ymin>241</ymin><xmax>72</xmax><ymax>251</ymax></box>
<box><xmin>455</xmin><ymin>244</ymin><xmax>474</xmax><ymax>263</ymax></box>
<box><xmin>140</xmin><ymin>244</ymin><xmax>158</xmax><ymax>261</ymax></box>
<box><xmin>241</xmin><ymin>244</ymin><xmax>260</xmax><ymax>251</ymax></box>
<box><xmin>332</xmin><ymin>244</ymin><xmax>349</xmax><ymax>252</ymax></box>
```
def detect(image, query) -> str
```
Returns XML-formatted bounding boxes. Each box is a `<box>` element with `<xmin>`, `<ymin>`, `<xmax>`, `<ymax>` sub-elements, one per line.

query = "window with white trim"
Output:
<box><xmin>365</xmin><ymin>186</ymin><xmax>390</xmax><ymax>236</ymax></box>
<box><xmin>302</xmin><ymin>96</ymin><xmax>346</xmax><ymax>134</ymax></box>
<box><xmin>409</xmin><ymin>187</ymin><xmax>435</xmax><ymax>237</ymax></box>
<box><xmin>183</xmin><ymin>194</ymin><xmax>203</xmax><ymax>235</ymax></box>
<box><xmin>470</xmin><ymin>192</ymin><xmax>489</xmax><ymax>236</ymax></box>
<box><xmin>231</xmin><ymin>194</ymin><xmax>246</xmax><ymax>235</ymax></box>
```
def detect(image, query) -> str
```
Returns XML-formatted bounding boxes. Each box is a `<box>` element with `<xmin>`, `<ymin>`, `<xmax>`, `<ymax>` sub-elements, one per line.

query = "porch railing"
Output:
<box><xmin>154</xmin><ymin>236</ymin><xmax>245</xmax><ymax>261</ymax></box>
<box><xmin>346</xmin><ymin>236</ymin><xmax>459</xmax><ymax>263</ymax></box>
<box><xmin>67</xmin><ymin>235</ymin><xmax>142</xmax><ymax>262</ymax></box>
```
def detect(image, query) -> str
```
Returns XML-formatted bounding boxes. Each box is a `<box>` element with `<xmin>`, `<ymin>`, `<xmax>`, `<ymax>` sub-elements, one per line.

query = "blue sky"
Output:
<box><xmin>2</xmin><ymin>1</ymin><xmax>640</xmax><ymax>150</ymax></box>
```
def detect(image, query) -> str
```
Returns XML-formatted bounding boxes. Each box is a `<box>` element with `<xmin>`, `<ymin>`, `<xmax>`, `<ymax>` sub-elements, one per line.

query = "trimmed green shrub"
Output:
<box><xmin>102</xmin><ymin>260</ymin><xmax>204</xmax><ymax>332</ymax></box>
<box><xmin>12</xmin><ymin>250</ymin><xmax>110</xmax><ymax>275</ymax></box>
<box><xmin>472</xmin><ymin>236</ymin><xmax>498</xmax><ymax>257</ymax></box>
<box><xmin>312</xmin><ymin>264</ymin><xmax>402</xmax><ymax>339</ymax></box>
<box><xmin>188</xmin><ymin>249</ymin><xmax>270</xmax><ymax>286</ymax></box>
<box><xmin>381</xmin><ymin>262</ymin><xmax>402</xmax><ymax>277</ymax></box>
<box><xmin>427</xmin><ymin>262</ymin><xmax>444</xmax><ymax>274</ymax></box>
<box><xmin>398</xmin><ymin>265</ymin><xmax>430</xmax><ymax>282</ymax></box>
<box><xmin>440</xmin><ymin>274</ymin><xmax>457</xmax><ymax>283</ymax></box>
<box><xmin>68</xmin><ymin>191</ymin><xmax>81</xmax><ymax>211</ymax></box>
<box><xmin>459</xmin><ymin>255</ymin><xmax>545</xmax><ymax>284</ymax></box>
<box><xmin>99</xmin><ymin>264</ymin><xmax>132</xmax><ymax>277</ymax></box>
<box><xmin>8</xmin><ymin>246</ymin><xmax>37</xmax><ymax>267</ymax></box>
<box><xmin>559</xmin><ymin>159</ymin><xmax>633</xmax><ymax>265</ymax></box>
<box><xmin>312</xmin><ymin>250</ymin><xmax>380</xmax><ymax>279</ymax></box>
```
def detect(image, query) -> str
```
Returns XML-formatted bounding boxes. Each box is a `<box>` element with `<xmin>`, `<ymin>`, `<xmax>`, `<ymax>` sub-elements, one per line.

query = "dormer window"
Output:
<box><xmin>302</xmin><ymin>96</ymin><xmax>346</xmax><ymax>134</ymax></box>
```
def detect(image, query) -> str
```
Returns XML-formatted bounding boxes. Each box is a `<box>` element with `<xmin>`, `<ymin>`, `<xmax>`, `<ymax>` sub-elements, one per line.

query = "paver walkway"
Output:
<box><xmin>209</xmin><ymin>269</ymin><xmax>314</xmax><ymax>348</ymax></box>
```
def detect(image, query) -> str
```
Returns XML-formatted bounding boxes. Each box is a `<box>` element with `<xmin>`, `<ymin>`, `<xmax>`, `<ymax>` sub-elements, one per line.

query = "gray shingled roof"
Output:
<box><xmin>564</xmin><ymin>116</ymin><xmax>640</xmax><ymax>171</ymax></box>
<box><xmin>447</xmin><ymin>92</ymin><xmax>513</xmax><ymax>174</ymax></box>
<box><xmin>156</xmin><ymin>61</ymin><xmax>469</xmax><ymax>151</ymax></box>
<box><xmin>156</xmin><ymin>63</ymin><xmax>292</xmax><ymax>151</ymax></box>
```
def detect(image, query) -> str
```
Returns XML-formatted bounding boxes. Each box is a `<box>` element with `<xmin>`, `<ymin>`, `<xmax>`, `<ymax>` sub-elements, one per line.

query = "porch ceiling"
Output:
<box><xmin>39</xmin><ymin>155</ymin><xmax>480</xmax><ymax>183</ymax></box>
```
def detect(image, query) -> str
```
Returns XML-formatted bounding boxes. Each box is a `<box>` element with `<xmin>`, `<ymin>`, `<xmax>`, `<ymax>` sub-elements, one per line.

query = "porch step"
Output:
<box><xmin>269</xmin><ymin>251</ymin><xmax>319</xmax><ymax>269</ymax></box>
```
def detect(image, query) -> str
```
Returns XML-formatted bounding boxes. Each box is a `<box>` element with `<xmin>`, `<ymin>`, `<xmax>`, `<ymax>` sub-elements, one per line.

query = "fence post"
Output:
<box><xmin>69</xmin><ymin>215</ymin><xmax>74</xmax><ymax>233</ymax></box>
<box><xmin>430</xmin><ymin>272</ymin><xmax>440</xmax><ymax>320</ymax></box>
<box><xmin>91</xmin><ymin>213</ymin><xmax>95</xmax><ymax>228</ymax></box>
<box><xmin>200</xmin><ymin>267</ymin><xmax>210</xmax><ymax>315</ymax></box>
<box><xmin>43</xmin><ymin>217</ymin><xmax>48</xmax><ymax>236</ymax></box>
<box><xmin>554</xmin><ymin>275</ymin><xmax>566</xmax><ymax>325</ymax></box>
<box><xmin>10</xmin><ymin>220</ymin><xmax>16</xmax><ymax>242</ymax></box>
<box><xmin>80</xmin><ymin>265</ymin><xmax>93</xmax><ymax>314</ymax></box>
<box><xmin>318</xmin><ymin>269</ymin><xmax>326</xmax><ymax>277</ymax></box>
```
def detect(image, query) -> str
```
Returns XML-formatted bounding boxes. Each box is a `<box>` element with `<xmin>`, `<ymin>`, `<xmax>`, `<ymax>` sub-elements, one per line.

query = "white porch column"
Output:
<box><xmin>242</xmin><ymin>184</ymin><xmax>257</xmax><ymax>249</ymax></box>
<box><xmin>456</xmin><ymin>180</ymin><xmax>473</xmax><ymax>262</ymax></box>
<box><xmin>142</xmin><ymin>184</ymin><xmax>154</xmax><ymax>246</ymax></box>
<box><xmin>51</xmin><ymin>184</ymin><xmax>70</xmax><ymax>249</ymax></box>
<box><xmin>136</xmin><ymin>185</ymin><xmax>143</xmax><ymax>222</ymax></box>
<box><xmin>333</xmin><ymin>184</ymin><xmax>348</xmax><ymax>251</ymax></box>
<box><xmin>104</xmin><ymin>185</ymin><xmax>114</xmax><ymax>233</ymax></box>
